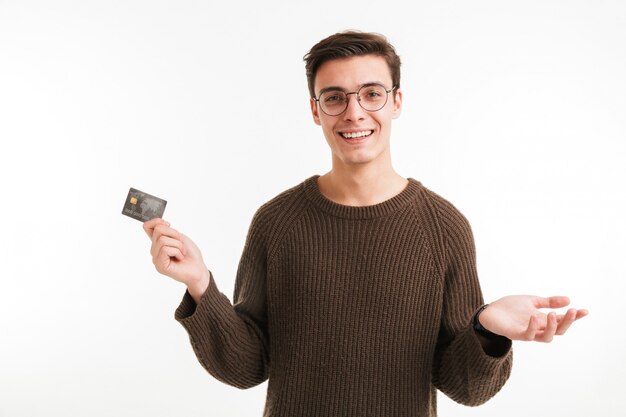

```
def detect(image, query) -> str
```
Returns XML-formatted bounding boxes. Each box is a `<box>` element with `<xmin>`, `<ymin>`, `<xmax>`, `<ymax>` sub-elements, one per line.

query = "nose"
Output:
<box><xmin>343</xmin><ymin>92</ymin><xmax>366</xmax><ymax>121</ymax></box>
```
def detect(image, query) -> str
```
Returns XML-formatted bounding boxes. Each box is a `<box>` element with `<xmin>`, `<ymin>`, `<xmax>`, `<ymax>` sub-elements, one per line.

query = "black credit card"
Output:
<box><xmin>122</xmin><ymin>187</ymin><xmax>167</xmax><ymax>222</ymax></box>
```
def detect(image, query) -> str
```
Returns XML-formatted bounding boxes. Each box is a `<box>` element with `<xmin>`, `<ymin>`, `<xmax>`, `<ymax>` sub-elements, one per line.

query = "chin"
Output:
<box><xmin>339</xmin><ymin>153</ymin><xmax>378</xmax><ymax>166</ymax></box>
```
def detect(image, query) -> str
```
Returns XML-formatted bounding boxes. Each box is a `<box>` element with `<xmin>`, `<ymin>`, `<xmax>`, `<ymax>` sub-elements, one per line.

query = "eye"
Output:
<box><xmin>322</xmin><ymin>91</ymin><xmax>345</xmax><ymax>103</ymax></box>
<box><xmin>323</xmin><ymin>91</ymin><xmax>342</xmax><ymax>103</ymax></box>
<box><xmin>360</xmin><ymin>86</ymin><xmax>386</xmax><ymax>102</ymax></box>
<box><xmin>364</xmin><ymin>89</ymin><xmax>383</xmax><ymax>98</ymax></box>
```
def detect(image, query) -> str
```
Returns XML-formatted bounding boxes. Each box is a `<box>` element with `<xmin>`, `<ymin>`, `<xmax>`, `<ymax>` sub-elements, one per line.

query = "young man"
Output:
<box><xmin>144</xmin><ymin>31</ymin><xmax>587</xmax><ymax>416</ymax></box>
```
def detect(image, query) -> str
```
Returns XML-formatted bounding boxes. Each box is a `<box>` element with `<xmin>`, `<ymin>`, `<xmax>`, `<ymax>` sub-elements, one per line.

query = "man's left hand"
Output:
<box><xmin>478</xmin><ymin>295</ymin><xmax>588</xmax><ymax>342</ymax></box>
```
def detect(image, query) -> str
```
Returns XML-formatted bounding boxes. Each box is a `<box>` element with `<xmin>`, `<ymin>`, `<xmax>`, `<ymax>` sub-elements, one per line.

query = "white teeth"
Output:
<box><xmin>341</xmin><ymin>130</ymin><xmax>372</xmax><ymax>139</ymax></box>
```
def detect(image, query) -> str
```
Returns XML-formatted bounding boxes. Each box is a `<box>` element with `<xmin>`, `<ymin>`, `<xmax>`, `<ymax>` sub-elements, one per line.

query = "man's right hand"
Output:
<box><xmin>143</xmin><ymin>218</ymin><xmax>210</xmax><ymax>303</ymax></box>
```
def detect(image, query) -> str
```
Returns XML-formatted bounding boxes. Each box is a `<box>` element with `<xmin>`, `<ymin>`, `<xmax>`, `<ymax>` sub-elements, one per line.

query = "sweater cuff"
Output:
<box><xmin>174</xmin><ymin>271</ymin><xmax>225</xmax><ymax>322</ymax></box>
<box><xmin>467</xmin><ymin>324</ymin><xmax>512</xmax><ymax>366</ymax></box>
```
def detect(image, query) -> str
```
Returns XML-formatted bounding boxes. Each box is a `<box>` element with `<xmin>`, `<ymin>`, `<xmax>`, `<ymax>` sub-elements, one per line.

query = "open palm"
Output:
<box><xmin>479</xmin><ymin>295</ymin><xmax>588</xmax><ymax>342</ymax></box>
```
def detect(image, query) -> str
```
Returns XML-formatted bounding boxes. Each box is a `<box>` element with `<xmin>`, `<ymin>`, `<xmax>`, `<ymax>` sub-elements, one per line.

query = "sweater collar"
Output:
<box><xmin>302</xmin><ymin>175</ymin><xmax>422</xmax><ymax>220</ymax></box>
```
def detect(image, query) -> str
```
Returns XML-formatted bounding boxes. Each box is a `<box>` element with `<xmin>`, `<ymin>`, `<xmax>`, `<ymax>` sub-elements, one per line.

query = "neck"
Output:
<box><xmin>318</xmin><ymin>158</ymin><xmax>408</xmax><ymax>207</ymax></box>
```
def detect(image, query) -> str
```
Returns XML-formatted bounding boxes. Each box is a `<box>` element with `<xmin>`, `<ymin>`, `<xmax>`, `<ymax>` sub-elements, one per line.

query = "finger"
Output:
<box><xmin>143</xmin><ymin>218</ymin><xmax>170</xmax><ymax>238</ymax></box>
<box><xmin>556</xmin><ymin>309</ymin><xmax>589</xmax><ymax>321</ymax></box>
<box><xmin>534</xmin><ymin>296</ymin><xmax>571</xmax><ymax>309</ymax></box>
<box><xmin>575</xmin><ymin>309</ymin><xmax>589</xmax><ymax>320</ymax></box>
<box><xmin>154</xmin><ymin>246</ymin><xmax>185</xmax><ymax>274</ymax></box>
<box><xmin>151</xmin><ymin>225</ymin><xmax>182</xmax><ymax>246</ymax></box>
<box><xmin>150</xmin><ymin>235</ymin><xmax>186</xmax><ymax>258</ymax></box>
<box><xmin>536</xmin><ymin>312</ymin><xmax>557</xmax><ymax>342</ymax></box>
<box><xmin>555</xmin><ymin>308</ymin><xmax>577</xmax><ymax>336</ymax></box>
<box><xmin>160</xmin><ymin>245</ymin><xmax>184</xmax><ymax>262</ymax></box>
<box><xmin>524</xmin><ymin>315</ymin><xmax>540</xmax><ymax>341</ymax></box>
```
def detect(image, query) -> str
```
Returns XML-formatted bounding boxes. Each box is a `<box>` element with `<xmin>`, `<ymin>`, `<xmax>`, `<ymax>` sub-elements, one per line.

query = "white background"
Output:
<box><xmin>1</xmin><ymin>0</ymin><xmax>624</xmax><ymax>416</ymax></box>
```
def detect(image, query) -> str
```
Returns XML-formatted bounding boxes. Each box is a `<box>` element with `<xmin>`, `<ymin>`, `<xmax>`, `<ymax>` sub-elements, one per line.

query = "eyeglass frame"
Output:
<box><xmin>312</xmin><ymin>83</ymin><xmax>398</xmax><ymax>116</ymax></box>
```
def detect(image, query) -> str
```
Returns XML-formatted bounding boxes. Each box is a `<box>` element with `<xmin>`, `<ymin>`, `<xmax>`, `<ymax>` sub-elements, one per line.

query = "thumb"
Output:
<box><xmin>535</xmin><ymin>296</ymin><xmax>571</xmax><ymax>309</ymax></box>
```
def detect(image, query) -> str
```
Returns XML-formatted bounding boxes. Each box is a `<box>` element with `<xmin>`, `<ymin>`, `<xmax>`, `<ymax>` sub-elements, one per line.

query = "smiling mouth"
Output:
<box><xmin>340</xmin><ymin>130</ymin><xmax>373</xmax><ymax>139</ymax></box>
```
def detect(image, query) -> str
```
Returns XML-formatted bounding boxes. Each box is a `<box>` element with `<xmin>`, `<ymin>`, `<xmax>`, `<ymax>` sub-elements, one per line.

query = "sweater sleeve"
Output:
<box><xmin>174</xmin><ymin>209</ymin><xmax>270</xmax><ymax>389</ymax></box>
<box><xmin>431</xmin><ymin>199</ymin><xmax>513</xmax><ymax>406</ymax></box>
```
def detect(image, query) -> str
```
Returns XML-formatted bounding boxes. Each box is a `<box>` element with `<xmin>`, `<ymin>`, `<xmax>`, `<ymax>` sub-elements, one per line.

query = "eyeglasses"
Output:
<box><xmin>313</xmin><ymin>83</ymin><xmax>397</xmax><ymax>116</ymax></box>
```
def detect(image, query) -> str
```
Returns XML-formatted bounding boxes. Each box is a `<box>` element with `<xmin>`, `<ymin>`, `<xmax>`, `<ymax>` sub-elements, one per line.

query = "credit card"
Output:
<box><xmin>122</xmin><ymin>187</ymin><xmax>167</xmax><ymax>222</ymax></box>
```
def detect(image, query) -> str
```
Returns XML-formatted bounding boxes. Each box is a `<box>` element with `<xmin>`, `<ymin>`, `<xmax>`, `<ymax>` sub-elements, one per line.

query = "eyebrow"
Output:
<box><xmin>317</xmin><ymin>82</ymin><xmax>387</xmax><ymax>96</ymax></box>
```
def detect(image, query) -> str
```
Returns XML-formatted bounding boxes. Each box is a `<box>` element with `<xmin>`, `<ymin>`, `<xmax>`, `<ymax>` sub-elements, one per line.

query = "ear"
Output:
<box><xmin>310</xmin><ymin>98</ymin><xmax>322</xmax><ymax>126</ymax></box>
<box><xmin>391</xmin><ymin>88</ymin><xmax>403</xmax><ymax>119</ymax></box>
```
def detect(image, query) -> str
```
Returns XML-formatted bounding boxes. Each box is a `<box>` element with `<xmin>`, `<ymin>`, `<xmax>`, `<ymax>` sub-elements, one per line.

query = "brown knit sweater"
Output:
<box><xmin>175</xmin><ymin>175</ymin><xmax>513</xmax><ymax>416</ymax></box>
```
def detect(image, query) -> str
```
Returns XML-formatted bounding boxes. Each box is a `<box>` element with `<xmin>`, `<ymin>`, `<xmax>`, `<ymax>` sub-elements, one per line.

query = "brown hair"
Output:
<box><xmin>303</xmin><ymin>30</ymin><xmax>401</xmax><ymax>99</ymax></box>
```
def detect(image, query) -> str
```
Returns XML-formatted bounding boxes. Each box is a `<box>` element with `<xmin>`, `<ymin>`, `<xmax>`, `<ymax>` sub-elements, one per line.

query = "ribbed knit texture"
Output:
<box><xmin>175</xmin><ymin>175</ymin><xmax>512</xmax><ymax>417</ymax></box>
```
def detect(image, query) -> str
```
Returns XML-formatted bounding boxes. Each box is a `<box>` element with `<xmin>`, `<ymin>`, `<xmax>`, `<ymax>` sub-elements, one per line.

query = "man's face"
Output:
<box><xmin>310</xmin><ymin>54</ymin><xmax>402</xmax><ymax>168</ymax></box>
